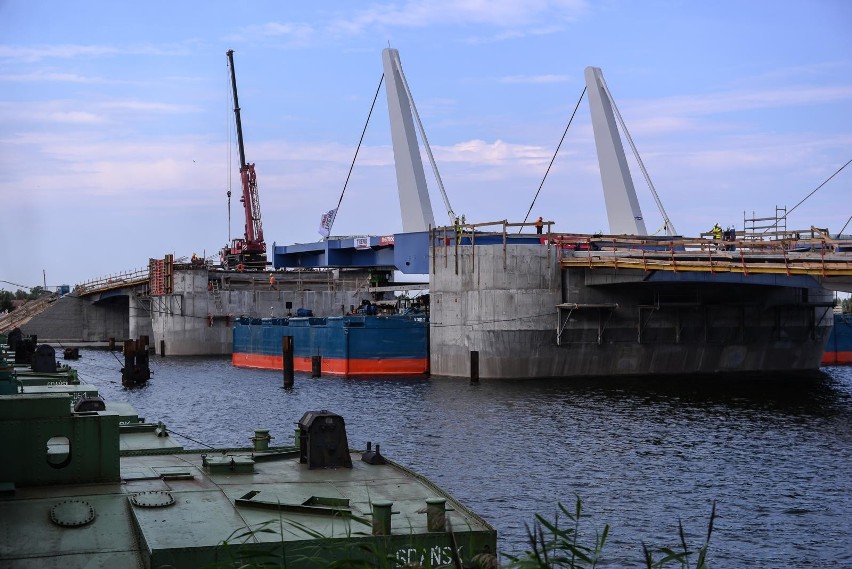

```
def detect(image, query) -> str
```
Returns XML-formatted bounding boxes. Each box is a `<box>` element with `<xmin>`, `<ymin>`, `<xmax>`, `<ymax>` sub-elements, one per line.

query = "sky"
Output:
<box><xmin>1</xmin><ymin>0</ymin><xmax>851</xmax><ymax>290</ymax></box>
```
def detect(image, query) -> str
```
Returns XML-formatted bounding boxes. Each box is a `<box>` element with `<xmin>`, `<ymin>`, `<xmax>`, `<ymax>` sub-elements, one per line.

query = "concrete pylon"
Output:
<box><xmin>585</xmin><ymin>66</ymin><xmax>647</xmax><ymax>235</ymax></box>
<box><xmin>382</xmin><ymin>48</ymin><xmax>436</xmax><ymax>233</ymax></box>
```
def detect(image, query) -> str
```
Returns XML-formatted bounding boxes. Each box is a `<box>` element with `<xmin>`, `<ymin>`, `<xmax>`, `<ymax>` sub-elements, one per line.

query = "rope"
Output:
<box><xmin>520</xmin><ymin>86</ymin><xmax>587</xmax><ymax>232</ymax></box>
<box><xmin>765</xmin><ymin>158</ymin><xmax>852</xmax><ymax>234</ymax></box>
<box><xmin>328</xmin><ymin>73</ymin><xmax>385</xmax><ymax>234</ymax></box>
<box><xmin>168</xmin><ymin>429</ymin><xmax>217</xmax><ymax>449</ymax></box>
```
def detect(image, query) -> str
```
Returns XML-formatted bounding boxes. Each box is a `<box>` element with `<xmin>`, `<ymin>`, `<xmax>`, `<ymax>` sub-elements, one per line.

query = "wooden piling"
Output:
<box><xmin>282</xmin><ymin>336</ymin><xmax>294</xmax><ymax>388</ymax></box>
<box><xmin>311</xmin><ymin>355</ymin><xmax>322</xmax><ymax>378</ymax></box>
<box><xmin>470</xmin><ymin>350</ymin><xmax>479</xmax><ymax>383</ymax></box>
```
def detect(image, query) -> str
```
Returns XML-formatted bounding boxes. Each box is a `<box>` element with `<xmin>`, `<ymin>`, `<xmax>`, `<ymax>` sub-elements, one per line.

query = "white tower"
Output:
<box><xmin>585</xmin><ymin>66</ymin><xmax>647</xmax><ymax>235</ymax></box>
<box><xmin>382</xmin><ymin>48</ymin><xmax>436</xmax><ymax>233</ymax></box>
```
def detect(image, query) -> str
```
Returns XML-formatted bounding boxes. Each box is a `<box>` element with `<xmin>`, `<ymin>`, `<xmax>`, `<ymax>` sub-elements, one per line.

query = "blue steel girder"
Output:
<box><xmin>273</xmin><ymin>232</ymin><xmax>431</xmax><ymax>274</ymax></box>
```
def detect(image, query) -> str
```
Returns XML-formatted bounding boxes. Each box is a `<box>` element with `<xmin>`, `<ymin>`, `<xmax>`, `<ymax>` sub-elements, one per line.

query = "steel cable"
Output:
<box><xmin>520</xmin><ymin>86</ymin><xmax>587</xmax><ymax>232</ymax></box>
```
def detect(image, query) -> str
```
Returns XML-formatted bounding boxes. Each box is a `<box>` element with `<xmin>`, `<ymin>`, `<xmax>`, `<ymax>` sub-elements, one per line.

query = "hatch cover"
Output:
<box><xmin>50</xmin><ymin>500</ymin><xmax>95</xmax><ymax>528</ymax></box>
<box><xmin>131</xmin><ymin>491</ymin><xmax>176</xmax><ymax>508</ymax></box>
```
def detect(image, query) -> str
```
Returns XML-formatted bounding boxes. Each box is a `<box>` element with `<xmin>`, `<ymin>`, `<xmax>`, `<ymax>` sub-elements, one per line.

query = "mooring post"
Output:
<box><xmin>122</xmin><ymin>339</ymin><xmax>135</xmax><ymax>386</ymax></box>
<box><xmin>426</xmin><ymin>497</ymin><xmax>448</xmax><ymax>532</ymax></box>
<box><xmin>159</xmin><ymin>339</ymin><xmax>165</xmax><ymax>357</ymax></box>
<box><xmin>108</xmin><ymin>337</ymin><xmax>115</xmax><ymax>351</ymax></box>
<box><xmin>371</xmin><ymin>500</ymin><xmax>394</xmax><ymax>536</ymax></box>
<box><xmin>470</xmin><ymin>350</ymin><xmax>479</xmax><ymax>383</ymax></box>
<box><xmin>282</xmin><ymin>336</ymin><xmax>294</xmax><ymax>388</ymax></box>
<box><xmin>311</xmin><ymin>355</ymin><xmax>322</xmax><ymax>378</ymax></box>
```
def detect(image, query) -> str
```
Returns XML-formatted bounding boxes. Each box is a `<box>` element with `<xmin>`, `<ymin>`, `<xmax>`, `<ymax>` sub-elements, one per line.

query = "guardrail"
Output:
<box><xmin>0</xmin><ymin>293</ymin><xmax>58</xmax><ymax>333</ymax></box>
<box><xmin>74</xmin><ymin>266</ymin><xmax>150</xmax><ymax>296</ymax></box>
<box><xmin>555</xmin><ymin>229</ymin><xmax>852</xmax><ymax>277</ymax></box>
<box><xmin>428</xmin><ymin>220</ymin><xmax>852</xmax><ymax>278</ymax></box>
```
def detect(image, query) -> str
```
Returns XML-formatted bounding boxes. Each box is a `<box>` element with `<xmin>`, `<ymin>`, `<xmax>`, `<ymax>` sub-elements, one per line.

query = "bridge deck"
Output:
<box><xmin>556</xmin><ymin>233</ymin><xmax>852</xmax><ymax>278</ymax></box>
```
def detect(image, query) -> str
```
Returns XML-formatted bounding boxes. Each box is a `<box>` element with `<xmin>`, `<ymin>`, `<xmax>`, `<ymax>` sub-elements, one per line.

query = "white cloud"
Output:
<box><xmin>0</xmin><ymin>43</ymin><xmax>189</xmax><ymax>63</ymax></box>
<box><xmin>438</xmin><ymin>139</ymin><xmax>552</xmax><ymax>167</ymax></box>
<box><xmin>330</xmin><ymin>0</ymin><xmax>587</xmax><ymax>35</ymax></box>
<box><xmin>0</xmin><ymin>71</ymin><xmax>106</xmax><ymax>83</ymax></box>
<box><xmin>0</xmin><ymin>101</ymin><xmax>105</xmax><ymax>125</ymax></box>
<box><xmin>629</xmin><ymin>84</ymin><xmax>852</xmax><ymax>118</ymax></box>
<box><xmin>499</xmin><ymin>74</ymin><xmax>570</xmax><ymax>84</ymax></box>
<box><xmin>0</xmin><ymin>99</ymin><xmax>201</xmax><ymax>128</ymax></box>
<box><xmin>99</xmin><ymin>100</ymin><xmax>200</xmax><ymax>114</ymax></box>
<box><xmin>464</xmin><ymin>23</ymin><xmax>569</xmax><ymax>44</ymax></box>
<box><xmin>226</xmin><ymin>22</ymin><xmax>315</xmax><ymax>45</ymax></box>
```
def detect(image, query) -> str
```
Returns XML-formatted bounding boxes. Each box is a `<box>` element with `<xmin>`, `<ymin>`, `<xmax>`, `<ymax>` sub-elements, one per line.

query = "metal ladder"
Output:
<box><xmin>210</xmin><ymin>280</ymin><xmax>224</xmax><ymax>313</ymax></box>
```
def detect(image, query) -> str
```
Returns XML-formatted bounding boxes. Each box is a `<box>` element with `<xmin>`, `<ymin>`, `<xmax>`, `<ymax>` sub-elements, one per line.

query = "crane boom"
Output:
<box><xmin>222</xmin><ymin>49</ymin><xmax>266</xmax><ymax>270</ymax></box>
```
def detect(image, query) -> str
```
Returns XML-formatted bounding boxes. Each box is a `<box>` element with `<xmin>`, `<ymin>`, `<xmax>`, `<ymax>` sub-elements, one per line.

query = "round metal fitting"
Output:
<box><xmin>130</xmin><ymin>491</ymin><xmax>175</xmax><ymax>508</ymax></box>
<box><xmin>49</xmin><ymin>500</ymin><xmax>96</xmax><ymax>528</ymax></box>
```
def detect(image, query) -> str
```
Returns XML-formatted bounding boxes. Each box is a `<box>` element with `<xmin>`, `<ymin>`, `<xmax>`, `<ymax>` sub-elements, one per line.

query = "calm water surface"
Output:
<box><xmin>74</xmin><ymin>350</ymin><xmax>852</xmax><ymax>567</ymax></box>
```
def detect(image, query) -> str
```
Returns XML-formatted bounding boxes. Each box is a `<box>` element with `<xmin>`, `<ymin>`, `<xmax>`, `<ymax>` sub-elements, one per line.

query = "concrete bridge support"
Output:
<box><xmin>429</xmin><ymin>242</ymin><xmax>833</xmax><ymax>379</ymax></box>
<box><xmin>128</xmin><ymin>295</ymin><xmax>154</xmax><ymax>340</ymax></box>
<box><xmin>150</xmin><ymin>268</ymin><xmax>374</xmax><ymax>356</ymax></box>
<box><xmin>17</xmin><ymin>295</ymin><xmax>129</xmax><ymax>342</ymax></box>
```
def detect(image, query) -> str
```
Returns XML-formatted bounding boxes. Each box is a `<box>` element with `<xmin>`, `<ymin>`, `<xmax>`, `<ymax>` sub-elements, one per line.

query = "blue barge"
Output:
<box><xmin>823</xmin><ymin>312</ymin><xmax>852</xmax><ymax>365</ymax></box>
<box><xmin>232</xmin><ymin>314</ymin><xmax>429</xmax><ymax>376</ymax></box>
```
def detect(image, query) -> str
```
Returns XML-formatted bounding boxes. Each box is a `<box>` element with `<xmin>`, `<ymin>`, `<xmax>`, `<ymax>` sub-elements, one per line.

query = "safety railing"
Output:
<box><xmin>0</xmin><ymin>293</ymin><xmax>58</xmax><ymax>333</ymax></box>
<box><xmin>74</xmin><ymin>266</ymin><xmax>150</xmax><ymax>296</ymax></box>
<box><xmin>555</xmin><ymin>228</ymin><xmax>852</xmax><ymax>277</ymax></box>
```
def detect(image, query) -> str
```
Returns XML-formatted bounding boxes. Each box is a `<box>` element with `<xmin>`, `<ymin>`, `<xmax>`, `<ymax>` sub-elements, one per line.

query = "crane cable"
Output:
<box><xmin>764</xmin><ymin>158</ymin><xmax>852</xmax><ymax>234</ymax></box>
<box><xmin>327</xmin><ymin>73</ymin><xmax>385</xmax><ymax>236</ymax></box>
<box><xmin>520</xmin><ymin>86</ymin><xmax>587</xmax><ymax>233</ymax></box>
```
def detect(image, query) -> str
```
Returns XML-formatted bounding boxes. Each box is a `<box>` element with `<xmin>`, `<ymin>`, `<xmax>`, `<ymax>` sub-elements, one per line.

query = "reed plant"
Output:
<box><xmin>205</xmin><ymin>496</ymin><xmax>715</xmax><ymax>568</ymax></box>
<box><xmin>502</xmin><ymin>496</ymin><xmax>715</xmax><ymax>569</ymax></box>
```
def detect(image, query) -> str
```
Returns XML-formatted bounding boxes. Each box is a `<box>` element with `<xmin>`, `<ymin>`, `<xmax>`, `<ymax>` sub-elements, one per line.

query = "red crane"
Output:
<box><xmin>221</xmin><ymin>49</ymin><xmax>266</xmax><ymax>270</ymax></box>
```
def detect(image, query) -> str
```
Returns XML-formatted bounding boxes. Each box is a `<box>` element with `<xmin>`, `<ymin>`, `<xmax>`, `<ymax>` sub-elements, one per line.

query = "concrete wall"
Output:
<box><xmin>150</xmin><ymin>268</ymin><xmax>374</xmax><ymax>356</ymax></box>
<box><xmin>20</xmin><ymin>295</ymin><xmax>129</xmax><ymax>342</ymax></box>
<box><xmin>429</xmin><ymin>242</ymin><xmax>834</xmax><ymax>379</ymax></box>
<box><xmin>430</xmin><ymin>243</ymin><xmax>561</xmax><ymax>377</ymax></box>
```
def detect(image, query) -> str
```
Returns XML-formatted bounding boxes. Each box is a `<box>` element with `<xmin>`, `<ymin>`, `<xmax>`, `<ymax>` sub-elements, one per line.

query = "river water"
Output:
<box><xmin>74</xmin><ymin>350</ymin><xmax>852</xmax><ymax>567</ymax></box>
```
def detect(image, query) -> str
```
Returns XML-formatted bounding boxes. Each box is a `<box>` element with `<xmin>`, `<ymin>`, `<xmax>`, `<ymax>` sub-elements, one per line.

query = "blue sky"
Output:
<box><xmin>1</xmin><ymin>0</ymin><xmax>850</xmax><ymax>290</ymax></box>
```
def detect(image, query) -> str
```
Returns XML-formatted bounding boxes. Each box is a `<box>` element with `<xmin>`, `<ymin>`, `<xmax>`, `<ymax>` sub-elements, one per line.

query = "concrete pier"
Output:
<box><xmin>11</xmin><ymin>294</ymin><xmax>130</xmax><ymax>343</ymax></box>
<box><xmin>429</xmin><ymin>239</ymin><xmax>833</xmax><ymax>379</ymax></box>
<box><xmin>149</xmin><ymin>268</ymin><xmax>375</xmax><ymax>356</ymax></box>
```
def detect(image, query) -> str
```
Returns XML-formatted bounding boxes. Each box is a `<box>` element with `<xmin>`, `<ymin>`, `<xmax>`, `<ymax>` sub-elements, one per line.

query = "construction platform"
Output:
<box><xmin>553</xmin><ymin>227</ymin><xmax>852</xmax><ymax>291</ymax></box>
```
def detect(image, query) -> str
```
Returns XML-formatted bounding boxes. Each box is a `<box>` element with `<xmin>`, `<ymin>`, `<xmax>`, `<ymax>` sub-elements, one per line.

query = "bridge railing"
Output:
<box><xmin>0</xmin><ymin>292</ymin><xmax>58</xmax><ymax>334</ymax></box>
<box><xmin>75</xmin><ymin>266</ymin><xmax>150</xmax><ymax>296</ymax></box>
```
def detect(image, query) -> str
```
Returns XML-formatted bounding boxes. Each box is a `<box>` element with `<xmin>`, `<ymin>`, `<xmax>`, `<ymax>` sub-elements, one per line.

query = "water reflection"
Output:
<box><xmin>72</xmin><ymin>351</ymin><xmax>852</xmax><ymax>566</ymax></box>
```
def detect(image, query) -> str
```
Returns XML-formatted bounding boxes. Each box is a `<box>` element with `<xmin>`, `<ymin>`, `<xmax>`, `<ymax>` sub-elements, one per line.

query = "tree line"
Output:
<box><xmin>0</xmin><ymin>287</ymin><xmax>47</xmax><ymax>312</ymax></box>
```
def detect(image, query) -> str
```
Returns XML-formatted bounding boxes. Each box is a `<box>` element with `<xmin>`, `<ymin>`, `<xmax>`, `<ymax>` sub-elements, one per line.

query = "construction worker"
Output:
<box><xmin>535</xmin><ymin>216</ymin><xmax>544</xmax><ymax>234</ymax></box>
<box><xmin>268</xmin><ymin>273</ymin><xmax>276</xmax><ymax>290</ymax></box>
<box><xmin>711</xmin><ymin>223</ymin><xmax>722</xmax><ymax>240</ymax></box>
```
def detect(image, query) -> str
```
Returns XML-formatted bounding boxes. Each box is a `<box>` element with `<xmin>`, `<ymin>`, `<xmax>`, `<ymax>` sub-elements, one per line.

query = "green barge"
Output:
<box><xmin>0</xmin><ymin>342</ymin><xmax>496</xmax><ymax>568</ymax></box>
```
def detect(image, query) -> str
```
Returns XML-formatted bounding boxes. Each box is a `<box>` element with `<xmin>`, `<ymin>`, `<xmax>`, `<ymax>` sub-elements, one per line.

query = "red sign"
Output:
<box><xmin>380</xmin><ymin>235</ymin><xmax>395</xmax><ymax>246</ymax></box>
